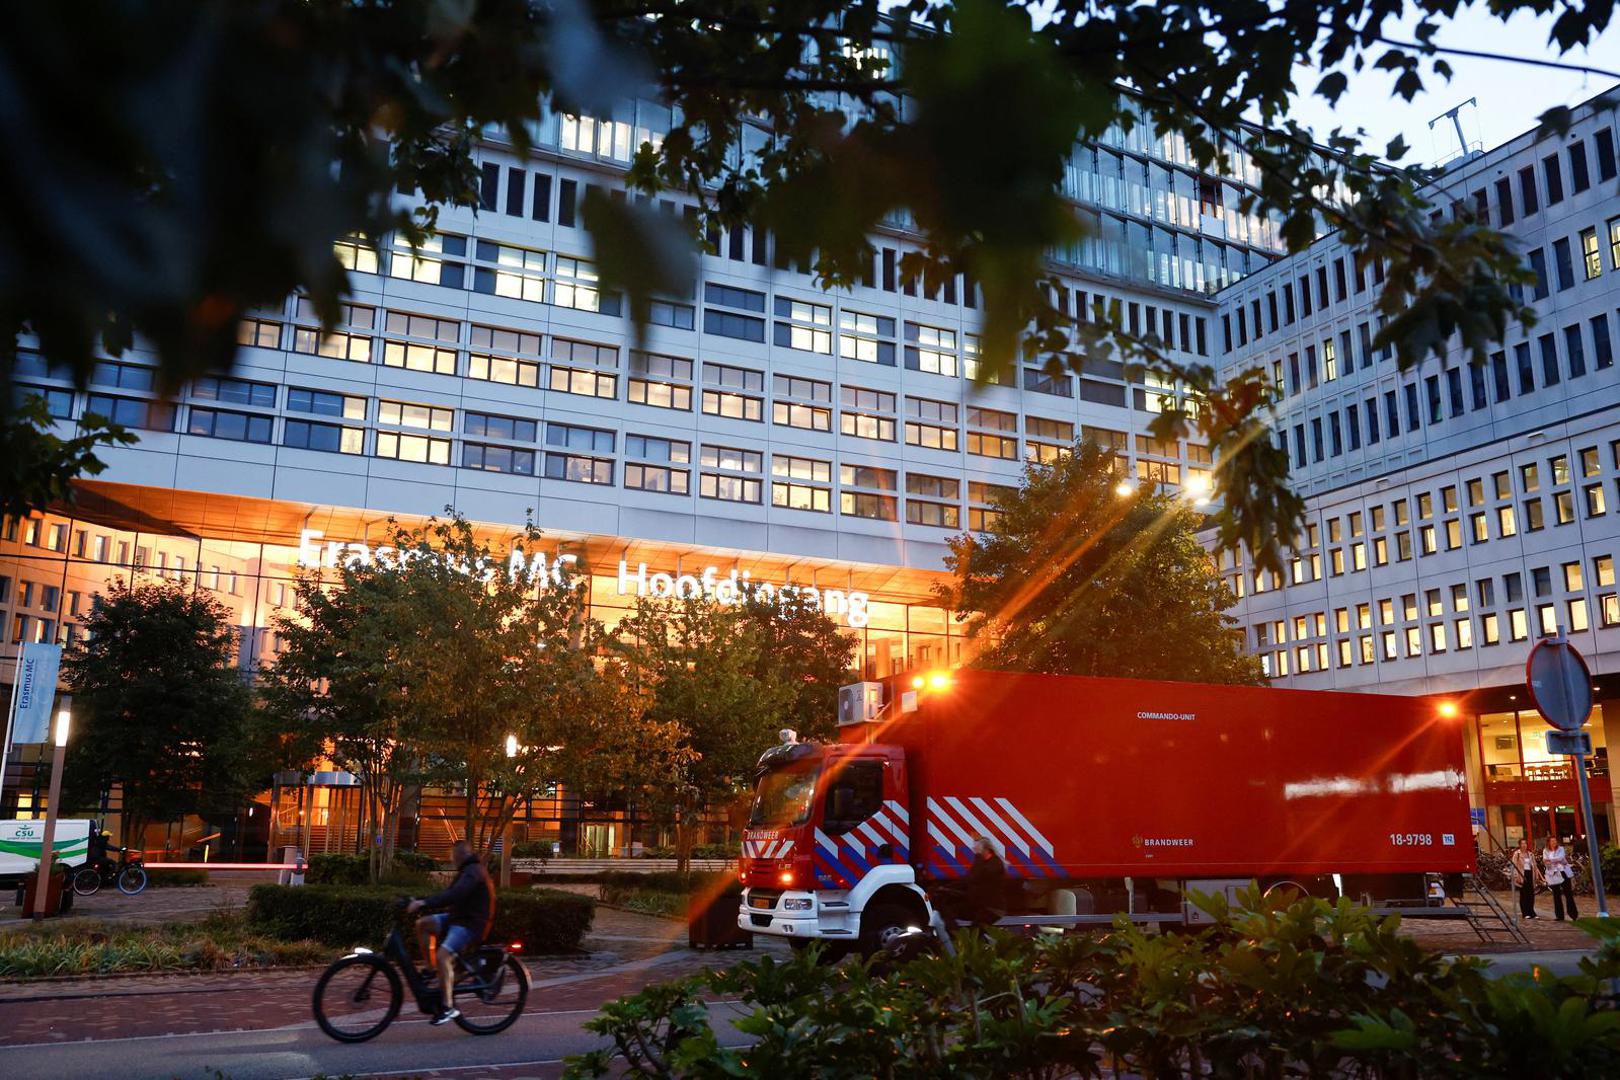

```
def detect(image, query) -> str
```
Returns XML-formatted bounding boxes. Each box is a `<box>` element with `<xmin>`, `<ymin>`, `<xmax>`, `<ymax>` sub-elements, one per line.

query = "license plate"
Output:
<box><xmin>749</xmin><ymin>896</ymin><xmax>772</xmax><ymax>909</ymax></box>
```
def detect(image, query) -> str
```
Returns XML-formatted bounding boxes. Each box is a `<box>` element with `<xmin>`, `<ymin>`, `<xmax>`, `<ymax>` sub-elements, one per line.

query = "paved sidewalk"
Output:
<box><xmin>1</xmin><ymin>883</ymin><xmax>256</xmax><ymax>929</ymax></box>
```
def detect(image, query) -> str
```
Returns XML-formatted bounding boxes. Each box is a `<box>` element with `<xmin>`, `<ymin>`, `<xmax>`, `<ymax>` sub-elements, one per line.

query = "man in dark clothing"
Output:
<box><xmin>407</xmin><ymin>839</ymin><xmax>495</xmax><ymax>1025</ymax></box>
<box><xmin>936</xmin><ymin>837</ymin><xmax>1008</xmax><ymax>930</ymax></box>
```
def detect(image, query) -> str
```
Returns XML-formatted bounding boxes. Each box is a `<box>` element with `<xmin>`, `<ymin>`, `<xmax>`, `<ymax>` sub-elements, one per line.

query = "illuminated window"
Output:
<box><xmin>375</xmin><ymin>431</ymin><xmax>450</xmax><ymax>465</ymax></box>
<box><xmin>334</xmin><ymin>234</ymin><xmax>379</xmax><ymax>274</ymax></box>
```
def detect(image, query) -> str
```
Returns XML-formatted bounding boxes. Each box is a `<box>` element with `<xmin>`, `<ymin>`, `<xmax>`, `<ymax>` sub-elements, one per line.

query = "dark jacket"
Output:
<box><xmin>423</xmin><ymin>853</ymin><xmax>496</xmax><ymax>940</ymax></box>
<box><xmin>962</xmin><ymin>852</ymin><xmax>1008</xmax><ymax>922</ymax></box>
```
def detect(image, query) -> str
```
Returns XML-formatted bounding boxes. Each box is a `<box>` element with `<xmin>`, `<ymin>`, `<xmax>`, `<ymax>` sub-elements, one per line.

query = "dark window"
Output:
<box><xmin>1494</xmin><ymin>177</ymin><xmax>1515</xmax><ymax>225</ymax></box>
<box><xmin>1405</xmin><ymin>382</ymin><xmax>1421</xmax><ymax>431</ymax></box>
<box><xmin>1347</xmin><ymin>404</ymin><xmax>1361</xmax><ymax>450</ymax></box>
<box><xmin>192</xmin><ymin>376</ymin><xmax>276</xmax><ymax>408</ymax></box>
<box><xmin>1292</xmin><ymin>425</ymin><xmax>1307</xmax><ymax>468</ymax></box>
<box><xmin>703</xmin><ymin>283</ymin><xmax>766</xmax><ymax>312</ymax></box>
<box><xmin>558</xmin><ymin>179</ymin><xmax>577</xmax><ymax>227</ymax></box>
<box><xmin>1565</xmin><ymin>324</ymin><xmax>1587</xmax><ymax>377</ymax></box>
<box><xmin>822</xmin><ymin>760</ymin><xmax>884</xmax><ymax>834</ymax></box>
<box><xmin>1491</xmin><ymin>351</ymin><xmax>1511</xmax><ymax>402</ymax></box>
<box><xmin>1519</xmin><ymin>165</ymin><xmax>1539</xmax><ymax>215</ymax></box>
<box><xmin>463</xmin><ymin>443</ymin><xmax>536</xmax><ymax>475</ymax></box>
<box><xmin>465</xmin><ymin>412</ymin><xmax>538</xmax><ymax>442</ymax></box>
<box><xmin>1515</xmin><ymin>342</ymin><xmax>1535</xmax><ymax>395</ymax></box>
<box><xmin>187</xmin><ymin>406</ymin><xmax>273</xmax><ymax>443</ymax></box>
<box><xmin>1283</xmin><ymin>284</ymin><xmax>1296</xmax><ymax>323</ymax></box>
<box><xmin>1298</xmin><ymin>274</ymin><xmax>1313</xmax><ymax>316</ymax></box>
<box><xmin>1384</xmin><ymin>390</ymin><xmax>1400</xmax><ymax>437</ymax></box>
<box><xmin>284</xmin><ymin>419</ymin><xmax>358</xmax><ymax>454</ymax></box>
<box><xmin>1328</xmin><ymin>412</ymin><xmax>1342</xmax><ymax>456</ymax></box>
<box><xmin>1426</xmin><ymin>374</ymin><xmax>1443</xmax><ymax>423</ymax></box>
<box><xmin>1365</xmin><ymin>396</ymin><xmax>1380</xmax><ymax>444</ymax></box>
<box><xmin>1543</xmin><ymin>154</ymin><xmax>1564</xmax><ymax>205</ymax></box>
<box><xmin>1529</xmin><ymin>248</ymin><xmax>1550</xmax><ymax>299</ymax></box>
<box><xmin>1445</xmin><ymin>367</ymin><xmax>1464</xmax><ymax>416</ymax></box>
<box><xmin>531</xmin><ymin>173</ymin><xmax>551</xmax><ymax>222</ymax></box>
<box><xmin>703</xmin><ymin>309</ymin><xmax>765</xmax><ymax>342</ymax></box>
<box><xmin>1469</xmin><ymin>362</ymin><xmax>1488</xmax><ymax>410</ymax></box>
<box><xmin>479</xmin><ymin>162</ymin><xmax>500</xmax><ymax>211</ymax></box>
<box><xmin>1596</xmin><ymin>130</ymin><xmax>1618</xmax><ymax>182</ymax></box>
<box><xmin>1540</xmin><ymin>332</ymin><xmax>1561</xmax><ymax>386</ymax></box>
<box><xmin>1195</xmin><ymin>319</ymin><xmax>1207</xmax><ymax>355</ymax></box>
<box><xmin>1593</xmin><ymin>314</ymin><xmax>1615</xmax><ymax>370</ymax></box>
<box><xmin>504</xmin><ymin>168</ymin><xmax>526</xmax><ymax>217</ymax></box>
<box><xmin>1334</xmin><ymin>260</ymin><xmax>1348</xmax><ymax>301</ymax></box>
<box><xmin>1311</xmin><ymin>417</ymin><xmax>1324</xmax><ymax>462</ymax></box>
<box><xmin>1552</xmin><ymin>237</ymin><xmax>1575</xmax><ymax>291</ymax></box>
<box><xmin>1570</xmin><ymin>142</ymin><xmax>1590</xmax><ymax>194</ymax></box>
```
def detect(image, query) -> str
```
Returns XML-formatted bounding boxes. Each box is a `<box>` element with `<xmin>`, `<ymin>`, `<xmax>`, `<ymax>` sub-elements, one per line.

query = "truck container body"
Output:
<box><xmin>739</xmin><ymin>670</ymin><xmax>1472</xmax><ymax>950</ymax></box>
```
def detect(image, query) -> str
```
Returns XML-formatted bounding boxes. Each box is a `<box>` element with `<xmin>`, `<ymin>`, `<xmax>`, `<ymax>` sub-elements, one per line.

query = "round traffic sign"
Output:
<box><xmin>1525</xmin><ymin>637</ymin><xmax>1593</xmax><ymax>731</ymax></box>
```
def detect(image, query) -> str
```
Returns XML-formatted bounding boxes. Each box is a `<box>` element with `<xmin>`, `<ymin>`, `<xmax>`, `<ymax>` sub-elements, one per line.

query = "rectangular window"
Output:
<box><xmin>772</xmin><ymin>297</ymin><xmax>834</xmax><ymax>354</ymax></box>
<box><xmin>544</xmin><ymin>452</ymin><xmax>613</xmax><ymax>485</ymax></box>
<box><xmin>966</xmin><ymin>406</ymin><xmax>1018</xmax><ymax>459</ymax></box>
<box><xmin>284</xmin><ymin>418</ymin><xmax>363</xmax><ymax>455</ymax></box>
<box><xmin>624</xmin><ymin>462</ymin><xmax>690</xmax><ymax>495</ymax></box>
<box><xmin>904</xmin><ymin>322</ymin><xmax>960</xmax><ymax>377</ymax></box>
<box><xmin>464</xmin><ymin>412</ymin><xmax>537</xmax><ymax>442</ymax></box>
<box><xmin>186</xmin><ymin>406</ymin><xmax>273</xmax><ymax>443</ymax></box>
<box><xmin>702</xmin><ymin>362</ymin><xmax>764</xmax><ymax>421</ymax></box>
<box><xmin>839</xmin><ymin>310</ymin><xmax>897</xmax><ymax>366</ymax></box>
<box><xmin>472</xmin><ymin>241</ymin><xmax>547</xmax><ymax>303</ymax></box>
<box><xmin>84</xmin><ymin>393</ymin><xmax>175</xmax><ymax>431</ymax></box>
<box><xmin>554</xmin><ymin>256</ymin><xmax>610</xmax><ymax>313</ymax></box>
<box><xmin>840</xmin><ymin>386</ymin><xmax>896</xmax><ymax>441</ymax></box>
<box><xmin>627</xmin><ymin>352</ymin><xmax>693</xmax><ymax>411</ymax></box>
<box><xmin>375</xmin><ymin>431</ymin><xmax>451</xmax><ymax>464</ymax></box>
<box><xmin>1566</xmin><ymin>324</ymin><xmax>1587</xmax><ymax>378</ymax></box>
<box><xmin>462</xmin><ymin>443</ymin><xmax>536</xmax><ymax>475</ymax></box>
<box><xmin>549</xmin><ymin>365</ymin><xmax>618</xmax><ymax>399</ymax></box>
<box><xmin>770</xmin><ymin>454</ymin><xmax>832</xmax><ymax>512</ymax></box>
<box><xmin>1553</xmin><ymin>237</ymin><xmax>1576</xmax><ymax>291</ymax></box>
<box><xmin>287</xmin><ymin>387</ymin><xmax>365</xmax><ymax>420</ymax></box>
<box><xmin>1519</xmin><ymin>165</ymin><xmax>1539</xmax><ymax>215</ymax></box>
<box><xmin>378</xmin><ymin>399</ymin><xmax>453</xmax><ymax>431</ymax></box>
<box><xmin>1543</xmin><ymin>153</ymin><xmax>1564</xmax><ymax>205</ymax></box>
<box><xmin>190</xmin><ymin>375</ymin><xmax>276</xmax><ymax>409</ymax></box>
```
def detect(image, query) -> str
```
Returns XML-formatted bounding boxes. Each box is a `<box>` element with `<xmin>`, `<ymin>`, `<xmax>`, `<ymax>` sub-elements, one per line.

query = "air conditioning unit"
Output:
<box><xmin>838</xmin><ymin>681</ymin><xmax>885</xmax><ymax>726</ymax></box>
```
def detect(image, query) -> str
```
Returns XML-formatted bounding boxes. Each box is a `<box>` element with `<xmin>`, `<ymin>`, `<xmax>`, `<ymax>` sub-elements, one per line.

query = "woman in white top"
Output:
<box><xmin>1541</xmin><ymin>835</ymin><xmax>1578</xmax><ymax>920</ymax></box>
<box><xmin>1510</xmin><ymin>837</ymin><xmax>1541</xmax><ymax>919</ymax></box>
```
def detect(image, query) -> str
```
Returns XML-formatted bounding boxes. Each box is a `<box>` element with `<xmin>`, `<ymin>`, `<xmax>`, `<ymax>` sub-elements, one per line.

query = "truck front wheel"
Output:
<box><xmin>858</xmin><ymin>902</ymin><xmax>925</xmax><ymax>958</ymax></box>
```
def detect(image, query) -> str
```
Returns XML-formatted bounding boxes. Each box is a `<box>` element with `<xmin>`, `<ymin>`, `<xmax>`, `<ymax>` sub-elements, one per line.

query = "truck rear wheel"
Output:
<box><xmin>858</xmin><ymin>902</ymin><xmax>923</xmax><ymax>958</ymax></box>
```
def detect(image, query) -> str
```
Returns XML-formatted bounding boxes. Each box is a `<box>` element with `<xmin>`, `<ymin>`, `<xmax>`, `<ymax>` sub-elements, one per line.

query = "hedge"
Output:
<box><xmin>245</xmin><ymin>885</ymin><xmax>594</xmax><ymax>952</ymax></box>
<box><xmin>146</xmin><ymin>868</ymin><xmax>209</xmax><ymax>887</ymax></box>
<box><xmin>305</xmin><ymin>851</ymin><xmax>436</xmax><ymax>887</ymax></box>
<box><xmin>598</xmin><ymin>870</ymin><xmax>740</xmax><ymax>905</ymax></box>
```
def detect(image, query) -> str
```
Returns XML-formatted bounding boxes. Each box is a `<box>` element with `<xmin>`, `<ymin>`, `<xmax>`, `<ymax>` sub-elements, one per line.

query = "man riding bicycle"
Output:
<box><xmin>406</xmin><ymin>839</ymin><xmax>496</xmax><ymax>1026</ymax></box>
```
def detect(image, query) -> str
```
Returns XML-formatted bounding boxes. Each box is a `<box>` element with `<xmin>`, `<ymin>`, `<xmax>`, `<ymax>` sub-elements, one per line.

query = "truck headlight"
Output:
<box><xmin>782</xmin><ymin>898</ymin><xmax>813</xmax><ymax>911</ymax></box>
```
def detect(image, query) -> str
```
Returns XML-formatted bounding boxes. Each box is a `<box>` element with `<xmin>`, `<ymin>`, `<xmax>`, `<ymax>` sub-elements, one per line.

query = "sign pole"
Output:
<box><xmin>1572</xmin><ymin>753</ymin><xmax>1610</xmax><ymax>918</ymax></box>
<box><xmin>34</xmin><ymin>702</ymin><xmax>71</xmax><ymax>920</ymax></box>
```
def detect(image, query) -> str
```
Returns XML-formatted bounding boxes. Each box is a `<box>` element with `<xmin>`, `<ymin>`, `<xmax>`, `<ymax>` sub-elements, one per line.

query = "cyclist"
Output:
<box><xmin>406</xmin><ymin>839</ymin><xmax>496</xmax><ymax>1026</ymax></box>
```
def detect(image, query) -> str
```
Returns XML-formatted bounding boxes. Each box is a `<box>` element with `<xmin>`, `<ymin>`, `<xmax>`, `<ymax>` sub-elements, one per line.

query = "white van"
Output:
<box><xmin>0</xmin><ymin>819</ymin><xmax>93</xmax><ymax>884</ymax></box>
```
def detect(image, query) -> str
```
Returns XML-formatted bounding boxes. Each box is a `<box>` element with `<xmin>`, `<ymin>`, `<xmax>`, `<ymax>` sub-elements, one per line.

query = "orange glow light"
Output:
<box><xmin>1437</xmin><ymin>701</ymin><xmax>1459</xmax><ymax>719</ymax></box>
<box><xmin>911</xmin><ymin>675</ymin><xmax>925</xmax><ymax>689</ymax></box>
<box><xmin>927</xmin><ymin>671</ymin><xmax>952</xmax><ymax>690</ymax></box>
<box><xmin>778</xmin><ymin>870</ymin><xmax>795</xmax><ymax>886</ymax></box>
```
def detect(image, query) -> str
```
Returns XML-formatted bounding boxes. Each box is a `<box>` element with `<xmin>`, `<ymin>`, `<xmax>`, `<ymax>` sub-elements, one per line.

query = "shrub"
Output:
<box><xmin>304</xmin><ymin>853</ymin><xmax>370</xmax><ymax>886</ymax></box>
<box><xmin>563</xmin><ymin>889</ymin><xmax>1620</xmax><ymax>1079</ymax></box>
<box><xmin>510</xmin><ymin>841</ymin><xmax>554</xmax><ymax>861</ymax></box>
<box><xmin>246</xmin><ymin>885</ymin><xmax>594</xmax><ymax>952</ymax></box>
<box><xmin>0</xmin><ymin>914</ymin><xmax>327</xmax><ymax>978</ymax></box>
<box><xmin>146</xmin><ymin>868</ymin><xmax>209</xmax><ymax>887</ymax></box>
<box><xmin>597</xmin><ymin>870</ymin><xmax>739</xmax><ymax>901</ymax></box>
<box><xmin>691</xmin><ymin>842</ymin><xmax>740</xmax><ymax>861</ymax></box>
<box><xmin>393</xmin><ymin>849</ymin><xmax>438</xmax><ymax>872</ymax></box>
<box><xmin>1602</xmin><ymin>844</ymin><xmax>1620</xmax><ymax>893</ymax></box>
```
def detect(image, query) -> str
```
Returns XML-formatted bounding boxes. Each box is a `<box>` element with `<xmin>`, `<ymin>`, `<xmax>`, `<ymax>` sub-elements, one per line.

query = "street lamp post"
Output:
<box><xmin>34</xmin><ymin>702</ymin><xmax>72</xmax><ymax>920</ymax></box>
<box><xmin>501</xmin><ymin>734</ymin><xmax>517</xmax><ymax>888</ymax></box>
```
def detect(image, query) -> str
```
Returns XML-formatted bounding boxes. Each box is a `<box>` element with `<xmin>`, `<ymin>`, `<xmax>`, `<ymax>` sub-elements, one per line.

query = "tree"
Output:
<box><xmin>61</xmin><ymin>579</ymin><xmax>261</xmax><ymax>847</ymax></box>
<box><xmin>936</xmin><ymin>441</ymin><xmax>1264</xmax><ymax>684</ymax></box>
<box><xmin>736</xmin><ymin>595</ymin><xmax>859</xmax><ymax>744</ymax></box>
<box><xmin>6</xmin><ymin>1</ymin><xmax>1615</xmax><ymax>565</ymax></box>
<box><xmin>613</xmin><ymin>595</ymin><xmax>853</xmax><ymax>869</ymax></box>
<box><xmin>261</xmin><ymin>515</ymin><xmax>671</xmax><ymax>876</ymax></box>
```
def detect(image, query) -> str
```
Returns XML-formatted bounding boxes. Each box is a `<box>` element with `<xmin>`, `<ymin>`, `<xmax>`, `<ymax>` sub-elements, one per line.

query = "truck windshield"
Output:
<box><xmin>749</xmin><ymin>764</ymin><xmax>819</xmax><ymax>828</ymax></box>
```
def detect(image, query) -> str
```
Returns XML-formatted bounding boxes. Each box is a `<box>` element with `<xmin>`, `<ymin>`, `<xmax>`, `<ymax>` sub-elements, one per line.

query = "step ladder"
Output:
<box><xmin>1451</xmin><ymin>874</ymin><xmax>1530</xmax><ymax>946</ymax></box>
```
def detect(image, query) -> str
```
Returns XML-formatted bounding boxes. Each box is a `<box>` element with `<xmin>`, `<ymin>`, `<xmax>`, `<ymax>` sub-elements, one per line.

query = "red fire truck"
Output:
<box><xmin>738</xmin><ymin>670</ymin><xmax>1473</xmax><ymax>952</ymax></box>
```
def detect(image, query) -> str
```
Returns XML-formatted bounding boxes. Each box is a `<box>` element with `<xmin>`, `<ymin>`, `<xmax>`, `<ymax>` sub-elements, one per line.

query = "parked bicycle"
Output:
<box><xmin>311</xmin><ymin>899</ymin><xmax>529</xmax><ymax>1042</ymax></box>
<box><xmin>72</xmin><ymin>846</ymin><xmax>148</xmax><ymax>897</ymax></box>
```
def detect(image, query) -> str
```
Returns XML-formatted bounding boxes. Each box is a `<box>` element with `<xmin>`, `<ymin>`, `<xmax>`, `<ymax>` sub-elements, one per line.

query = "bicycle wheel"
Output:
<box><xmin>72</xmin><ymin>868</ymin><xmax>102</xmax><ymax>897</ymax></box>
<box><xmin>313</xmin><ymin>956</ymin><xmax>402</xmax><ymax>1043</ymax></box>
<box><xmin>117</xmin><ymin>865</ymin><xmax>148</xmax><ymax>895</ymax></box>
<box><xmin>453</xmin><ymin>953</ymin><xmax>529</xmax><ymax>1035</ymax></box>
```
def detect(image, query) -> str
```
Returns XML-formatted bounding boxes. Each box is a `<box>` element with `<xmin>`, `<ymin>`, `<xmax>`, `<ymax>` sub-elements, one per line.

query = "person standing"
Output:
<box><xmin>1510</xmin><ymin>837</ymin><xmax>1541</xmax><ymax>920</ymax></box>
<box><xmin>1541</xmin><ymin>834</ymin><xmax>1578</xmax><ymax>921</ymax></box>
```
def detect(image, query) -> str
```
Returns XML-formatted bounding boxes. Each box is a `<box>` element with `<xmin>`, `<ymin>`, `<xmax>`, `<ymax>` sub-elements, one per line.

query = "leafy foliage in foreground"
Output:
<box><xmin>565</xmin><ymin>888</ymin><xmax>1620</xmax><ymax>1079</ymax></box>
<box><xmin>7</xmin><ymin>2</ymin><xmax>1615</xmax><ymax>568</ymax></box>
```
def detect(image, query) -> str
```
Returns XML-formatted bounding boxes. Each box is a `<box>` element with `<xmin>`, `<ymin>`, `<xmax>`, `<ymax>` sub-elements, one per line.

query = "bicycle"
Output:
<box><xmin>311</xmin><ymin>900</ymin><xmax>530</xmax><ymax>1042</ymax></box>
<box><xmin>72</xmin><ymin>847</ymin><xmax>148</xmax><ymax>897</ymax></box>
